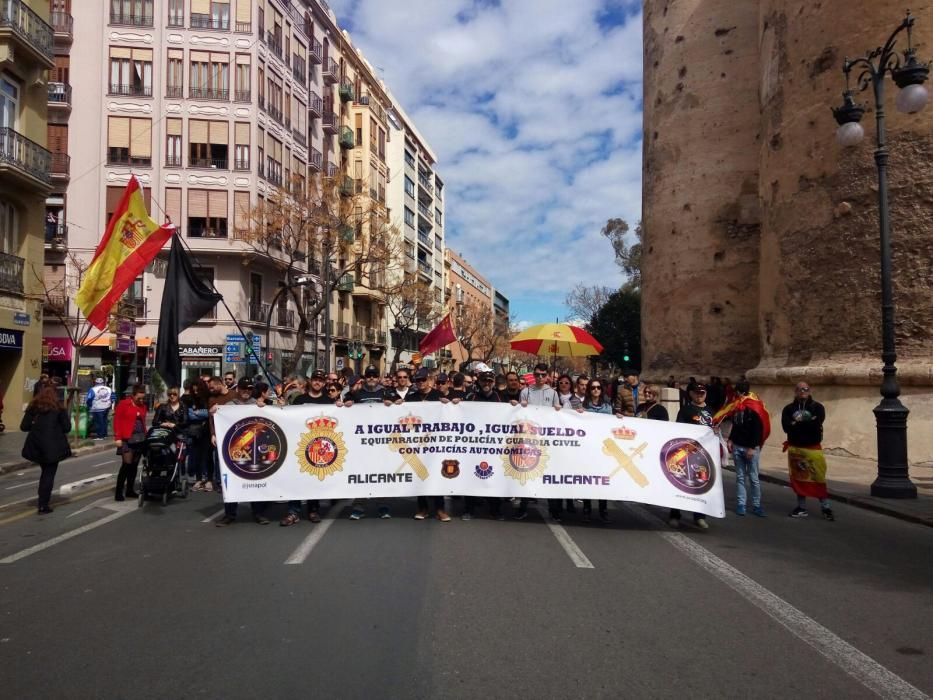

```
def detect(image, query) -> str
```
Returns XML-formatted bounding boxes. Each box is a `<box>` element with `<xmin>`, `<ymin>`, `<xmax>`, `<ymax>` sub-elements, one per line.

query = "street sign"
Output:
<box><xmin>110</xmin><ymin>337</ymin><xmax>136</xmax><ymax>354</ymax></box>
<box><xmin>224</xmin><ymin>334</ymin><xmax>261</xmax><ymax>363</ymax></box>
<box><xmin>115</xmin><ymin>319</ymin><xmax>136</xmax><ymax>337</ymax></box>
<box><xmin>13</xmin><ymin>312</ymin><xmax>30</xmax><ymax>326</ymax></box>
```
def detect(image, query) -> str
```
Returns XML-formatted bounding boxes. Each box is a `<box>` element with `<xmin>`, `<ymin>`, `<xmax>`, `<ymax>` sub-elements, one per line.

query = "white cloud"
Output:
<box><xmin>331</xmin><ymin>0</ymin><xmax>643</xmax><ymax>319</ymax></box>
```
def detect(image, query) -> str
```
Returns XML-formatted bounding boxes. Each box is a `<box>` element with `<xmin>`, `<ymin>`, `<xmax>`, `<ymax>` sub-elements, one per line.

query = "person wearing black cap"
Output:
<box><xmin>342</xmin><ymin>367</ymin><xmax>393</xmax><ymax>520</ymax></box>
<box><xmin>280</xmin><ymin>370</ymin><xmax>331</xmax><ymax>526</ymax></box>
<box><xmin>668</xmin><ymin>381</ymin><xmax>713</xmax><ymax>530</ymax></box>
<box><xmin>435</xmin><ymin>373</ymin><xmax>457</xmax><ymax>402</ymax></box>
<box><xmin>408</xmin><ymin>368</ymin><xmax>449</xmax><ymax>521</ymax></box>
<box><xmin>463</xmin><ymin>371</ymin><xmax>504</xmax><ymax>520</ymax></box>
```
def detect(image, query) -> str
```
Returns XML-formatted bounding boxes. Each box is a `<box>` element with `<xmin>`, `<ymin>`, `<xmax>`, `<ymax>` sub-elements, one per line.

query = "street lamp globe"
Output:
<box><xmin>895</xmin><ymin>83</ymin><xmax>929</xmax><ymax>114</ymax></box>
<box><xmin>836</xmin><ymin>121</ymin><xmax>865</xmax><ymax>147</ymax></box>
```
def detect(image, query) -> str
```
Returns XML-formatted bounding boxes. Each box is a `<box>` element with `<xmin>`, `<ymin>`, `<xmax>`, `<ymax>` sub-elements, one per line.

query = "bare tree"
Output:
<box><xmin>384</xmin><ymin>274</ymin><xmax>441</xmax><ymax>371</ymax></box>
<box><xmin>237</xmin><ymin>173</ymin><xmax>401</xmax><ymax>377</ymax></box>
<box><xmin>455</xmin><ymin>296</ymin><xmax>495</xmax><ymax>365</ymax></box>
<box><xmin>564</xmin><ymin>283</ymin><xmax>615</xmax><ymax>324</ymax></box>
<box><xmin>601</xmin><ymin>218</ymin><xmax>642</xmax><ymax>290</ymax></box>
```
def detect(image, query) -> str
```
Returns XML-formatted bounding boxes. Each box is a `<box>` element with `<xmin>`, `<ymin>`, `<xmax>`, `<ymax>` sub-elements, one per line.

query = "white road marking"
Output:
<box><xmin>535</xmin><ymin>506</ymin><xmax>594</xmax><ymax>569</ymax></box>
<box><xmin>284</xmin><ymin>500</ymin><xmax>349</xmax><ymax>565</ymax></box>
<box><xmin>624</xmin><ymin>505</ymin><xmax>928</xmax><ymax>700</ymax></box>
<box><xmin>202</xmin><ymin>508</ymin><xmax>226</xmax><ymax>523</ymax></box>
<box><xmin>5</xmin><ymin>480</ymin><xmax>38</xmax><ymax>490</ymax></box>
<box><xmin>93</xmin><ymin>460</ymin><xmax>116</xmax><ymax>467</ymax></box>
<box><xmin>58</xmin><ymin>474</ymin><xmax>113</xmax><ymax>496</ymax></box>
<box><xmin>67</xmin><ymin>496</ymin><xmax>114</xmax><ymax>519</ymax></box>
<box><xmin>0</xmin><ymin>509</ymin><xmax>132</xmax><ymax>564</ymax></box>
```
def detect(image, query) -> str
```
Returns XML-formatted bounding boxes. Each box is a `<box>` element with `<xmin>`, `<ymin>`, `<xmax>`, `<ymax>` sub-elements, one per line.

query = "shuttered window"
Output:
<box><xmin>208</xmin><ymin>190</ymin><xmax>228</xmax><ymax>219</ymax></box>
<box><xmin>189</xmin><ymin>119</ymin><xmax>208</xmax><ymax>143</ymax></box>
<box><xmin>108</xmin><ymin>117</ymin><xmax>130</xmax><ymax>148</ymax></box>
<box><xmin>129</xmin><ymin>118</ymin><xmax>151</xmax><ymax>158</ymax></box>
<box><xmin>188</xmin><ymin>189</ymin><xmax>208</xmax><ymax>218</ymax></box>
<box><xmin>235</xmin><ymin>0</ymin><xmax>251</xmax><ymax>29</ymax></box>
<box><xmin>208</xmin><ymin>120</ymin><xmax>228</xmax><ymax>145</ymax></box>
<box><xmin>164</xmin><ymin>188</ymin><xmax>181</xmax><ymax>227</ymax></box>
<box><xmin>188</xmin><ymin>190</ymin><xmax>228</xmax><ymax>238</ymax></box>
<box><xmin>191</xmin><ymin>0</ymin><xmax>210</xmax><ymax>14</ymax></box>
<box><xmin>234</xmin><ymin>191</ymin><xmax>250</xmax><ymax>234</ymax></box>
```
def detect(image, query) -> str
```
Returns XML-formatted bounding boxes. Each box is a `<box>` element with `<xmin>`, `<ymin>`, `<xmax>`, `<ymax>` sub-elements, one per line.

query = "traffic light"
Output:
<box><xmin>623</xmin><ymin>354</ymin><xmax>630</xmax><ymax>363</ymax></box>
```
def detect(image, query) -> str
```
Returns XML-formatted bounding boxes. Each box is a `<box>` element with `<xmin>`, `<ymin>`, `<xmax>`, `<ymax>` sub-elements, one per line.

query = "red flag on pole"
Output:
<box><xmin>419</xmin><ymin>313</ymin><xmax>457</xmax><ymax>356</ymax></box>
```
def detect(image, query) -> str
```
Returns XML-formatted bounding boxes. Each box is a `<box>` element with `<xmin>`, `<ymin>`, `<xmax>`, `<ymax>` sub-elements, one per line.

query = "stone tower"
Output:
<box><xmin>642</xmin><ymin>0</ymin><xmax>933</xmax><ymax>461</ymax></box>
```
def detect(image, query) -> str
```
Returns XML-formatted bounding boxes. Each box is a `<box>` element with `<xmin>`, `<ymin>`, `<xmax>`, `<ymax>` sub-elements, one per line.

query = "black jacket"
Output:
<box><xmin>636</xmin><ymin>401</ymin><xmax>669</xmax><ymax>422</ymax></box>
<box><xmin>782</xmin><ymin>398</ymin><xmax>825</xmax><ymax>446</ymax></box>
<box><xmin>728</xmin><ymin>404</ymin><xmax>764</xmax><ymax>448</ymax></box>
<box><xmin>21</xmin><ymin>408</ymin><xmax>72</xmax><ymax>464</ymax></box>
<box><xmin>152</xmin><ymin>402</ymin><xmax>187</xmax><ymax>428</ymax></box>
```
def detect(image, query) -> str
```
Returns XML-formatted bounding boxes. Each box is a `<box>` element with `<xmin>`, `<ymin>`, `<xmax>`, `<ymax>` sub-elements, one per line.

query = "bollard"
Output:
<box><xmin>660</xmin><ymin>387</ymin><xmax>680</xmax><ymax>422</ymax></box>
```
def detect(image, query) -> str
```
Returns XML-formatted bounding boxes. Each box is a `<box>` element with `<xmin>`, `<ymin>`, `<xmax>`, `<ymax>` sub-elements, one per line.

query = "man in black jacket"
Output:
<box><xmin>463</xmin><ymin>371</ymin><xmax>504</xmax><ymax>520</ymax></box>
<box><xmin>669</xmin><ymin>382</ymin><xmax>712</xmax><ymax>530</ymax></box>
<box><xmin>782</xmin><ymin>383</ymin><xmax>833</xmax><ymax>520</ymax></box>
<box><xmin>727</xmin><ymin>381</ymin><xmax>765</xmax><ymax>517</ymax></box>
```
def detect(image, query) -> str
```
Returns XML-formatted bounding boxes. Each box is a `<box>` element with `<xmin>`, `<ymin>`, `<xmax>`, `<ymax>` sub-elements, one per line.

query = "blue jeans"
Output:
<box><xmin>91</xmin><ymin>410</ymin><xmax>108</xmax><ymax>438</ymax></box>
<box><xmin>733</xmin><ymin>446</ymin><xmax>761</xmax><ymax>509</ymax></box>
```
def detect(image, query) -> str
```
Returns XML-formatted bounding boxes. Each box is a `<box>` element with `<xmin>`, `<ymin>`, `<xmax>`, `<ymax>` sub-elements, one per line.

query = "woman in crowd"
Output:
<box><xmin>581</xmin><ymin>378</ymin><xmax>612</xmax><ymax>523</ymax></box>
<box><xmin>153</xmin><ymin>386</ymin><xmax>186</xmax><ymax>430</ymax></box>
<box><xmin>20</xmin><ymin>386</ymin><xmax>72</xmax><ymax>514</ymax></box>
<box><xmin>555</xmin><ymin>373</ymin><xmax>582</xmax><ymax>410</ymax></box>
<box><xmin>635</xmin><ymin>384</ymin><xmax>669</xmax><ymax>421</ymax></box>
<box><xmin>186</xmin><ymin>379</ymin><xmax>213</xmax><ymax>491</ymax></box>
<box><xmin>253</xmin><ymin>381</ymin><xmax>280</xmax><ymax>406</ymax></box>
<box><xmin>113</xmin><ymin>384</ymin><xmax>148</xmax><ymax>501</ymax></box>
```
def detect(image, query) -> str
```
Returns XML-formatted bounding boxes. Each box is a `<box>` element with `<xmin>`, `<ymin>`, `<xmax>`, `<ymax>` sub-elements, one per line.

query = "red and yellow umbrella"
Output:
<box><xmin>510</xmin><ymin>323</ymin><xmax>604</xmax><ymax>357</ymax></box>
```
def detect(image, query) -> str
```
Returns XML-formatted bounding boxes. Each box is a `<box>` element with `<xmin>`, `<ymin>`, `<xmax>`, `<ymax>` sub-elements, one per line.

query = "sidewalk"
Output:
<box><xmin>729</xmin><ymin>445</ymin><xmax>933</xmax><ymax>527</ymax></box>
<box><xmin>0</xmin><ymin>431</ymin><xmax>113</xmax><ymax>475</ymax></box>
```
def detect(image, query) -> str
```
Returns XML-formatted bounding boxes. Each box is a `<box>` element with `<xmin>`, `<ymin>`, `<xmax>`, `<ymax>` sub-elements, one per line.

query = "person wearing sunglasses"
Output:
<box><xmin>342</xmin><ymin>367</ymin><xmax>393</xmax><ymax>521</ymax></box>
<box><xmin>669</xmin><ymin>381</ymin><xmax>712</xmax><ymax>530</ymax></box>
<box><xmin>579</xmin><ymin>378</ymin><xmax>612</xmax><ymax>522</ymax></box>
<box><xmin>515</xmin><ymin>363</ymin><xmax>562</xmax><ymax>521</ymax></box>
<box><xmin>556</xmin><ymin>373</ymin><xmax>582</xmax><ymax>410</ymax></box>
<box><xmin>281</xmin><ymin>370</ymin><xmax>332</xmax><ymax>526</ymax></box>
<box><xmin>407</xmin><ymin>368</ymin><xmax>449</xmax><ymax>521</ymax></box>
<box><xmin>153</xmin><ymin>387</ymin><xmax>186</xmax><ymax>431</ymax></box>
<box><xmin>635</xmin><ymin>384</ymin><xmax>669</xmax><ymax>421</ymax></box>
<box><xmin>463</xmin><ymin>371</ymin><xmax>504</xmax><ymax>521</ymax></box>
<box><xmin>782</xmin><ymin>383</ymin><xmax>833</xmax><ymax>521</ymax></box>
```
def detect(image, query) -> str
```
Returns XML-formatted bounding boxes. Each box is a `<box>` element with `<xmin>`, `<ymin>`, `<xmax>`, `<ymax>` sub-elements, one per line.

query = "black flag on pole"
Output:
<box><xmin>155</xmin><ymin>235</ymin><xmax>223</xmax><ymax>389</ymax></box>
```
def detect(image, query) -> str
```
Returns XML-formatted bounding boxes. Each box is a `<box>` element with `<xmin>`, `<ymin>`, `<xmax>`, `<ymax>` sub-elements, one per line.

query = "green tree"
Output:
<box><xmin>601</xmin><ymin>218</ymin><xmax>642</xmax><ymax>291</ymax></box>
<box><xmin>587</xmin><ymin>287</ymin><xmax>641</xmax><ymax>370</ymax></box>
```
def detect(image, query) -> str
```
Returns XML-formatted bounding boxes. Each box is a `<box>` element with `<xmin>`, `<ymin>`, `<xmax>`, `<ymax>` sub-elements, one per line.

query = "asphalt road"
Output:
<box><xmin>0</xmin><ymin>466</ymin><xmax>931</xmax><ymax>700</ymax></box>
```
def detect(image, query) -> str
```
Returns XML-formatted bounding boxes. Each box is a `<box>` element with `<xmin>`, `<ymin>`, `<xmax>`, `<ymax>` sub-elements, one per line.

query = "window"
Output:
<box><xmin>435</xmin><ymin>208</ymin><xmax>442</xmax><ymax>226</ymax></box>
<box><xmin>0</xmin><ymin>200</ymin><xmax>16</xmax><ymax>255</ymax></box>
<box><xmin>110</xmin><ymin>0</ymin><xmax>153</xmax><ymax>26</ymax></box>
<box><xmin>405</xmin><ymin>150</ymin><xmax>414</xmax><ymax>168</ymax></box>
<box><xmin>187</xmin><ymin>189</ymin><xmax>228</xmax><ymax>238</ymax></box>
<box><xmin>235</xmin><ymin>0</ymin><xmax>251</xmax><ymax>32</ymax></box>
<box><xmin>109</xmin><ymin>47</ymin><xmax>152</xmax><ymax>96</ymax></box>
<box><xmin>234</xmin><ymin>55</ymin><xmax>250</xmax><ymax>101</ymax></box>
<box><xmin>234</xmin><ymin>191</ymin><xmax>250</xmax><ymax>236</ymax></box>
<box><xmin>167</xmin><ymin>49</ymin><xmax>183</xmax><ymax>97</ymax></box>
<box><xmin>107</xmin><ymin>117</ymin><xmax>151</xmax><ymax>166</ymax></box>
<box><xmin>190</xmin><ymin>51</ymin><xmax>229</xmax><ymax>99</ymax></box>
<box><xmin>0</xmin><ymin>78</ymin><xmax>19</xmax><ymax>129</ymax></box>
<box><xmin>167</xmin><ymin>0</ymin><xmax>184</xmax><ymax>26</ymax></box>
<box><xmin>164</xmin><ymin>188</ymin><xmax>181</xmax><ymax>228</ymax></box>
<box><xmin>404</xmin><ymin>176</ymin><xmax>414</xmax><ymax>198</ymax></box>
<box><xmin>190</xmin><ymin>0</ymin><xmax>229</xmax><ymax>30</ymax></box>
<box><xmin>189</xmin><ymin>120</ymin><xmax>228</xmax><ymax>168</ymax></box>
<box><xmin>264</xmin><ymin>134</ymin><xmax>282</xmax><ymax>185</ymax></box>
<box><xmin>404</xmin><ymin>207</ymin><xmax>414</xmax><ymax>229</ymax></box>
<box><xmin>234</xmin><ymin>122</ymin><xmax>250</xmax><ymax>170</ymax></box>
<box><xmin>165</xmin><ymin>118</ymin><xmax>182</xmax><ymax>166</ymax></box>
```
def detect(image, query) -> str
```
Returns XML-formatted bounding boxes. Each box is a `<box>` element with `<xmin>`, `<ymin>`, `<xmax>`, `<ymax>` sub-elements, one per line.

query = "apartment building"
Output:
<box><xmin>444</xmin><ymin>249</ymin><xmax>493</xmax><ymax>371</ymax></box>
<box><xmin>41</xmin><ymin>0</ymin><xmax>399</xmax><ymax>388</ymax></box>
<box><xmin>384</xmin><ymin>94</ymin><xmax>446</xmax><ymax>369</ymax></box>
<box><xmin>0</xmin><ymin>0</ymin><xmax>54</xmax><ymax>426</ymax></box>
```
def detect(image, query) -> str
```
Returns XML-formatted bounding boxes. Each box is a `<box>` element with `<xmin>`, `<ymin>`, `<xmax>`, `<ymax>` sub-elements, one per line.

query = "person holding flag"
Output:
<box><xmin>713</xmin><ymin>380</ymin><xmax>771</xmax><ymax>517</ymax></box>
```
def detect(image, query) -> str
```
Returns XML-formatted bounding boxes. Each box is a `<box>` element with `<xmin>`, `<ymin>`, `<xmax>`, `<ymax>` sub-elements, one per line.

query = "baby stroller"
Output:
<box><xmin>138</xmin><ymin>426</ymin><xmax>189</xmax><ymax>507</ymax></box>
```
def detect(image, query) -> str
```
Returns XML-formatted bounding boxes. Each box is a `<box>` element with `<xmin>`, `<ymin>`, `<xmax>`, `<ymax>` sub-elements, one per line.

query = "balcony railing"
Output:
<box><xmin>50</xmin><ymin>11</ymin><xmax>72</xmax><ymax>39</ymax></box>
<box><xmin>1</xmin><ymin>0</ymin><xmax>54</xmax><ymax>63</ymax></box>
<box><xmin>45</xmin><ymin>221</ymin><xmax>67</xmax><ymax>245</ymax></box>
<box><xmin>308</xmin><ymin>147</ymin><xmax>322</xmax><ymax>172</ymax></box>
<box><xmin>234</xmin><ymin>89</ymin><xmax>250</xmax><ymax>102</ymax></box>
<box><xmin>190</xmin><ymin>13</ymin><xmax>230</xmax><ymax>30</ymax></box>
<box><xmin>189</xmin><ymin>86</ymin><xmax>229</xmax><ymax>100</ymax></box>
<box><xmin>322</xmin><ymin>57</ymin><xmax>339</xmax><ymax>84</ymax></box>
<box><xmin>110</xmin><ymin>83</ymin><xmax>153</xmax><ymax>97</ymax></box>
<box><xmin>266</xmin><ymin>104</ymin><xmax>283</xmax><ymax>124</ymax></box>
<box><xmin>188</xmin><ymin>224</ymin><xmax>228</xmax><ymax>239</ymax></box>
<box><xmin>109</xmin><ymin>9</ymin><xmax>153</xmax><ymax>28</ymax></box>
<box><xmin>339</xmin><ymin>80</ymin><xmax>354</xmax><ymax>102</ymax></box>
<box><xmin>44</xmin><ymin>293</ymin><xmax>66</xmax><ymax>313</ymax></box>
<box><xmin>326</xmin><ymin>161</ymin><xmax>338</xmax><ymax>178</ymax></box>
<box><xmin>248</xmin><ymin>301</ymin><xmax>270</xmax><ymax>323</ymax></box>
<box><xmin>234</xmin><ymin>157</ymin><xmax>250</xmax><ymax>171</ymax></box>
<box><xmin>276</xmin><ymin>308</ymin><xmax>295</xmax><ymax>327</ymax></box>
<box><xmin>50</xmin><ymin>152</ymin><xmax>69</xmax><ymax>177</ymax></box>
<box><xmin>418</xmin><ymin>202</ymin><xmax>434</xmax><ymax>222</ymax></box>
<box><xmin>189</xmin><ymin>157</ymin><xmax>228</xmax><ymax>169</ymax></box>
<box><xmin>309</xmin><ymin>38</ymin><xmax>322</xmax><ymax>64</ymax></box>
<box><xmin>338</xmin><ymin>224</ymin><xmax>355</xmax><ymax>243</ymax></box>
<box><xmin>264</xmin><ymin>31</ymin><xmax>283</xmax><ymax>60</ymax></box>
<box><xmin>336</xmin><ymin>274</ymin><xmax>354</xmax><ymax>292</ymax></box>
<box><xmin>166</xmin><ymin>154</ymin><xmax>182</xmax><ymax>167</ymax></box>
<box><xmin>166</xmin><ymin>85</ymin><xmax>184</xmax><ymax>99</ymax></box>
<box><xmin>334</xmin><ymin>321</ymin><xmax>350</xmax><ymax>338</ymax></box>
<box><xmin>0</xmin><ymin>127</ymin><xmax>51</xmax><ymax>185</ymax></box>
<box><xmin>322</xmin><ymin>111</ymin><xmax>338</xmax><ymax>134</ymax></box>
<box><xmin>47</xmin><ymin>81</ymin><xmax>71</xmax><ymax>107</ymax></box>
<box><xmin>0</xmin><ymin>251</ymin><xmax>24</xmax><ymax>294</ymax></box>
<box><xmin>338</xmin><ymin>126</ymin><xmax>354</xmax><ymax>149</ymax></box>
<box><xmin>292</xmin><ymin>128</ymin><xmax>307</xmax><ymax>148</ymax></box>
<box><xmin>418</xmin><ymin>261</ymin><xmax>432</xmax><ymax>278</ymax></box>
<box><xmin>292</xmin><ymin>58</ymin><xmax>306</xmax><ymax>84</ymax></box>
<box><xmin>417</xmin><ymin>231</ymin><xmax>431</xmax><ymax>247</ymax></box>
<box><xmin>308</xmin><ymin>91</ymin><xmax>323</xmax><ymax>117</ymax></box>
<box><xmin>418</xmin><ymin>175</ymin><xmax>434</xmax><ymax>194</ymax></box>
<box><xmin>339</xmin><ymin>176</ymin><xmax>356</xmax><ymax>197</ymax></box>
<box><xmin>235</xmin><ymin>21</ymin><xmax>251</xmax><ymax>33</ymax></box>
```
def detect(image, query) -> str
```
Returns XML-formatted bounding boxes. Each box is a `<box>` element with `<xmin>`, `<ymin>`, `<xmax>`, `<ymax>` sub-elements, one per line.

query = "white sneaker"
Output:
<box><xmin>695</xmin><ymin>518</ymin><xmax>709</xmax><ymax>530</ymax></box>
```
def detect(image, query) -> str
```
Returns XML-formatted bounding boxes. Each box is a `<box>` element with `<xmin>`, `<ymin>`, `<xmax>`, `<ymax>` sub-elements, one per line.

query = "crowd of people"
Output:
<box><xmin>19</xmin><ymin>363</ymin><xmax>832</xmax><ymax>527</ymax></box>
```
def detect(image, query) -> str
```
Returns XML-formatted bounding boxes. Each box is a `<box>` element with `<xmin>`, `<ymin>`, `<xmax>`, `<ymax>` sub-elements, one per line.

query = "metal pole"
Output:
<box><xmin>323</xmin><ymin>241</ymin><xmax>332</xmax><ymax>372</ymax></box>
<box><xmin>870</xmin><ymin>72</ymin><xmax>916</xmax><ymax>498</ymax></box>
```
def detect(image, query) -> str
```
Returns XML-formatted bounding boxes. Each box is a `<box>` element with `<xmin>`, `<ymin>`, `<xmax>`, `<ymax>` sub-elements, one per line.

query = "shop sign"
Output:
<box><xmin>43</xmin><ymin>337</ymin><xmax>73</xmax><ymax>362</ymax></box>
<box><xmin>180</xmin><ymin>345</ymin><xmax>223</xmax><ymax>356</ymax></box>
<box><xmin>0</xmin><ymin>328</ymin><xmax>23</xmax><ymax>351</ymax></box>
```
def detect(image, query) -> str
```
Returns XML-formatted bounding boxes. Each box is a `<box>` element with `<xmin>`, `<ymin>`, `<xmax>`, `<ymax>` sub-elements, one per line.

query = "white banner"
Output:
<box><xmin>214</xmin><ymin>403</ymin><xmax>725</xmax><ymax>517</ymax></box>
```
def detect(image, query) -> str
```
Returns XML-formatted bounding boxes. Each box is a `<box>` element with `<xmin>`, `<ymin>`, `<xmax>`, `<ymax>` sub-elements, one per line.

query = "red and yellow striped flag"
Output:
<box><xmin>76</xmin><ymin>176</ymin><xmax>174</xmax><ymax>329</ymax></box>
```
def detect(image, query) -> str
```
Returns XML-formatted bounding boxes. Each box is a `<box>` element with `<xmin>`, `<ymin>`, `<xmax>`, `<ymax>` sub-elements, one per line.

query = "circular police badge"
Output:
<box><xmin>474</xmin><ymin>461</ymin><xmax>494</xmax><ymax>479</ymax></box>
<box><xmin>502</xmin><ymin>420</ymin><xmax>549</xmax><ymax>486</ymax></box>
<box><xmin>659</xmin><ymin>438</ymin><xmax>716</xmax><ymax>494</ymax></box>
<box><xmin>296</xmin><ymin>416</ymin><xmax>347</xmax><ymax>481</ymax></box>
<box><xmin>221</xmin><ymin>416</ymin><xmax>288</xmax><ymax>480</ymax></box>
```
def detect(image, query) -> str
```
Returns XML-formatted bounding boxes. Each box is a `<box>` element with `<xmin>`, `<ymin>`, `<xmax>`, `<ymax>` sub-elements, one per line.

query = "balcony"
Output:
<box><xmin>334</xmin><ymin>321</ymin><xmax>350</xmax><ymax>338</ymax></box>
<box><xmin>47</xmin><ymin>82</ymin><xmax>71</xmax><ymax>110</ymax></box>
<box><xmin>266</xmin><ymin>104</ymin><xmax>283</xmax><ymax>125</ymax></box>
<box><xmin>166</xmin><ymin>85</ymin><xmax>184</xmax><ymax>99</ymax></box>
<box><xmin>50</xmin><ymin>11</ymin><xmax>72</xmax><ymax>43</ymax></box>
<box><xmin>236</xmin><ymin>21</ymin><xmax>251</xmax><ymax>33</ymax></box>
<box><xmin>109</xmin><ymin>83</ymin><xmax>153</xmax><ymax>98</ymax></box>
<box><xmin>339</xmin><ymin>176</ymin><xmax>356</xmax><ymax>197</ymax></box>
<box><xmin>189</xmin><ymin>86</ymin><xmax>228</xmax><ymax>101</ymax></box>
<box><xmin>353</xmin><ymin>285</ymin><xmax>386</xmax><ymax>304</ymax></box>
<box><xmin>0</xmin><ymin>252</ymin><xmax>24</xmax><ymax>295</ymax></box>
<box><xmin>417</xmin><ymin>202</ymin><xmax>434</xmax><ymax>223</ymax></box>
<box><xmin>338</xmin><ymin>126</ymin><xmax>354</xmax><ymax>150</ymax></box>
<box><xmin>264</xmin><ymin>31</ymin><xmax>283</xmax><ymax>60</ymax></box>
<box><xmin>45</xmin><ymin>221</ymin><xmax>67</xmax><ymax>248</ymax></box>
<box><xmin>292</xmin><ymin>128</ymin><xmax>307</xmax><ymax>148</ymax></box>
<box><xmin>109</xmin><ymin>8</ymin><xmax>153</xmax><ymax>28</ymax></box>
<box><xmin>0</xmin><ymin>0</ymin><xmax>53</xmax><ymax>67</ymax></box>
<box><xmin>189</xmin><ymin>157</ymin><xmax>228</xmax><ymax>170</ymax></box>
<box><xmin>417</xmin><ymin>230</ymin><xmax>431</xmax><ymax>248</ymax></box>
<box><xmin>44</xmin><ymin>293</ymin><xmax>66</xmax><ymax>314</ymax></box>
<box><xmin>418</xmin><ymin>174</ymin><xmax>434</xmax><ymax>195</ymax></box>
<box><xmin>292</xmin><ymin>58</ymin><xmax>306</xmax><ymax>85</ymax></box>
<box><xmin>308</xmin><ymin>91</ymin><xmax>322</xmax><ymax>117</ymax></box>
<box><xmin>190</xmin><ymin>14</ymin><xmax>230</xmax><ymax>30</ymax></box>
<box><xmin>187</xmin><ymin>224</ymin><xmax>228</xmax><ymax>239</ymax></box>
<box><xmin>0</xmin><ymin>127</ymin><xmax>51</xmax><ymax>190</ymax></box>
<box><xmin>166</xmin><ymin>154</ymin><xmax>182</xmax><ymax>167</ymax></box>
<box><xmin>276</xmin><ymin>308</ymin><xmax>295</xmax><ymax>327</ymax></box>
<box><xmin>248</xmin><ymin>301</ymin><xmax>271</xmax><ymax>323</ymax></box>
<box><xmin>322</xmin><ymin>111</ymin><xmax>338</xmax><ymax>134</ymax></box>
<box><xmin>322</xmin><ymin>57</ymin><xmax>339</xmax><ymax>84</ymax></box>
<box><xmin>339</xmin><ymin>80</ymin><xmax>354</xmax><ymax>102</ymax></box>
<box><xmin>308</xmin><ymin>147</ymin><xmax>322</xmax><ymax>172</ymax></box>
<box><xmin>50</xmin><ymin>152</ymin><xmax>69</xmax><ymax>180</ymax></box>
<box><xmin>234</xmin><ymin>89</ymin><xmax>250</xmax><ymax>102</ymax></box>
<box><xmin>338</xmin><ymin>224</ymin><xmax>355</xmax><ymax>244</ymax></box>
<box><xmin>325</xmin><ymin>161</ymin><xmax>337</xmax><ymax>178</ymax></box>
<box><xmin>336</xmin><ymin>274</ymin><xmax>354</xmax><ymax>292</ymax></box>
<box><xmin>309</xmin><ymin>38</ymin><xmax>322</xmax><ymax>64</ymax></box>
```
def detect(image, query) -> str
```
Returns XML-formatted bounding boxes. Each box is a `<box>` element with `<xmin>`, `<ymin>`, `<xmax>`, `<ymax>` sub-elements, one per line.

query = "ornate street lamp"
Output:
<box><xmin>832</xmin><ymin>11</ymin><xmax>929</xmax><ymax>498</ymax></box>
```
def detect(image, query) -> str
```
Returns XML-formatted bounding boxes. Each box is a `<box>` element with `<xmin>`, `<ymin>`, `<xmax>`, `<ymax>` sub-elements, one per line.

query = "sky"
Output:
<box><xmin>326</xmin><ymin>0</ymin><xmax>644</xmax><ymax>327</ymax></box>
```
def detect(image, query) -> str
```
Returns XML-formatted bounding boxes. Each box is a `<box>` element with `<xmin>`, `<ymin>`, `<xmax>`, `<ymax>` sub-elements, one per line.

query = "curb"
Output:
<box><xmin>723</xmin><ymin>465</ymin><xmax>933</xmax><ymax>529</ymax></box>
<box><xmin>58</xmin><ymin>473</ymin><xmax>115</xmax><ymax>497</ymax></box>
<box><xmin>0</xmin><ymin>443</ymin><xmax>114</xmax><ymax>477</ymax></box>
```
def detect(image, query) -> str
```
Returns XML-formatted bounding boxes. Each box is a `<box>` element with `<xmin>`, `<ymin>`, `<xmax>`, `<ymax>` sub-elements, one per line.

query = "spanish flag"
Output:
<box><xmin>76</xmin><ymin>176</ymin><xmax>175</xmax><ymax>329</ymax></box>
<box><xmin>713</xmin><ymin>392</ymin><xmax>772</xmax><ymax>444</ymax></box>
